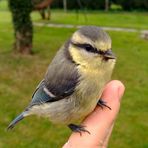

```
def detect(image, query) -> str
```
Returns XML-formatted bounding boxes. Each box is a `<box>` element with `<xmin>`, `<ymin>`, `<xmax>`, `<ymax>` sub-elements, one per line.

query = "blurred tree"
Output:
<box><xmin>52</xmin><ymin>0</ymin><xmax>148</xmax><ymax>11</ymax></box>
<box><xmin>63</xmin><ymin>0</ymin><xmax>67</xmax><ymax>12</ymax></box>
<box><xmin>8</xmin><ymin>0</ymin><xmax>53</xmax><ymax>54</ymax></box>
<box><xmin>105</xmin><ymin>0</ymin><xmax>109</xmax><ymax>11</ymax></box>
<box><xmin>39</xmin><ymin>6</ymin><xmax>51</xmax><ymax>20</ymax></box>
<box><xmin>112</xmin><ymin>0</ymin><xmax>148</xmax><ymax>10</ymax></box>
<box><xmin>51</xmin><ymin>0</ymin><xmax>112</xmax><ymax>10</ymax></box>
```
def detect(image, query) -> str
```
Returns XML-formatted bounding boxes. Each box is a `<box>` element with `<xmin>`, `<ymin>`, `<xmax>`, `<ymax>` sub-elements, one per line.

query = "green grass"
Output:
<box><xmin>0</xmin><ymin>0</ymin><xmax>8</xmax><ymax>11</ymax></box>
<box><xmin>1</xmin><ymin>26</ymin><xmax>148</xmax><ymax>148</ymax></box>
<box><xmin>38</xmin><ymin>10</ymin><xmax>148</xmax><ymax>30</ymax></box>
<box><xmin>0</xmin><ymin>2</ymin><xmax>148</xmax><ymax>148</ymax></box>
<box><xmin>1</xmin><ymin>0</ymin><xmax>148</xmax><ymax>30</ymax></box>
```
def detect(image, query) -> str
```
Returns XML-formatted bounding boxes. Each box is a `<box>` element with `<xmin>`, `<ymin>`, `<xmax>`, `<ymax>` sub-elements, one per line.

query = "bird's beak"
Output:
<box><xmin>104</xmin><ymin>49</ymin><xmax>116</xmax><ymax>60</ymax></box>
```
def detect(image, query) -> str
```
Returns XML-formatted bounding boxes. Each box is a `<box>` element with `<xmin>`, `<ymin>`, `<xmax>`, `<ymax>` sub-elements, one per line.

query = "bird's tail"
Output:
<box><xmin>7</xmin><ymin>111</ymin><xmax>28</xmax><ymax>130</ymax></box>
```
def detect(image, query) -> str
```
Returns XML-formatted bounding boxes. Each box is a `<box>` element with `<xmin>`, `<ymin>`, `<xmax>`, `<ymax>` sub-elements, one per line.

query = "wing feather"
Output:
<box><xmin>29</xmin><ymin>45</ymin><xmax>79</xmax><ymax>107</ymax></box>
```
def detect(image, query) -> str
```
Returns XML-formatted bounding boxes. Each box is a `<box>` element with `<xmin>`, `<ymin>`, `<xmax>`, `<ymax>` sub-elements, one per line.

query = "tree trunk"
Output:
<box><xmin>39</xmin><ymin>6</ymin><xmax>51</xmax><ymax>20</ymax></box>
<box><xmin>8</xmin><ymin>0</ymin><xmax>33</xmax><ymax>54</ymax></box>
<box><xmin>12</xmin><ymin>12</ymin><xmax>33</xmax><ymax>54</ymax></box>
<box><xmin>105</xmin><ymin>0</ymin><xmax>109</xmax><ymax>11</ymax></box>
<box><xmin>8</xmin><ymin>0</ymin><xmax>53</xmax><ymax>54</ymax></box>
<box><xmin>63</xmin><ymin>0</ymin><xmax>67</xmax><ymax>12</ymax></box>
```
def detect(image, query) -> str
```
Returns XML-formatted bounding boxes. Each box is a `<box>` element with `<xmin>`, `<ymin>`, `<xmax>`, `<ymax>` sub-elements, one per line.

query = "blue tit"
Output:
<box><xmin>7</xmin><ymin>26</ymin><xmax>116</xmax><ymax>134</ymax></box>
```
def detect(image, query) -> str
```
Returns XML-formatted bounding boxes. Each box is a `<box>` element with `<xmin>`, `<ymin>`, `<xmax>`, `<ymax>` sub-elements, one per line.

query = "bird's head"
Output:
<box><xmin>67</xmin><ymin>26</ymin><xmax>116</xmax><ymax>70</ymax></box>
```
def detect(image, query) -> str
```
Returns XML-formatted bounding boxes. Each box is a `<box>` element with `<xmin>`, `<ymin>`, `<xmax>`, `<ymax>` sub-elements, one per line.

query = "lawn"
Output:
<box><xmin>0</xmin><ymin>1</ymin><xmax>148</xmax><ymax>148</ymax></box>
<box><xmin>1</xmin><ymin>0</ymin><xmax>148</xmax><ymax>30</ymax></box>
<box><xmin>39</xmin><ymin>10</ymin><xmax>148</xmax><ymax>30</ymax></box>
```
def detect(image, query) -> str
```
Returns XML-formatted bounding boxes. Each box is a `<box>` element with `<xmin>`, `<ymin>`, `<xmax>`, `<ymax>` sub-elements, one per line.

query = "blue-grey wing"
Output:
<box><xmin>30</xmin><ymin>78</ymin><xmax>76</xmax><ymax>107</ymax></box>
<box><xmin>30</xmin><ymin>79</ymin><xmax>52</xmax><ymax>106</ymax></box>
<box><xmin>29</xmin><ymin>45</ymin><xmax>79</xmax><ymax>107</ymax></box>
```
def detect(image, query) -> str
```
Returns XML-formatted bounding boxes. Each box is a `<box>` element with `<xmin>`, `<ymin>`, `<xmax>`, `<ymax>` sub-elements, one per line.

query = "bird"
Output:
<box><xmin>7</xmin><ymin>26</ymin><xmax>116</xmax><ymax>134</ymax></box>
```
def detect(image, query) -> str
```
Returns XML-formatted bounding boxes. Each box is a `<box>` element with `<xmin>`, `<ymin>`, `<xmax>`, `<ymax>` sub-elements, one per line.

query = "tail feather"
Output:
<box><xmin>7</xmin><ymin>112</ymin><xmax>27</xmax><ymax>130</ymax></box>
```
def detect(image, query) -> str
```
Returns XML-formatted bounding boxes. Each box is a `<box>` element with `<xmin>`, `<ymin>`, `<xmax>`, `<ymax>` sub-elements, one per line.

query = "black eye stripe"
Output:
<box><xmin>78</xmin><ymin>44</ymin><xmax>97</xmax><ymax>53</ymax></box>
<box><xmin>71</xmin><ymin>42</ymin><xmax>105</xmax><ymax>55</ymax></box>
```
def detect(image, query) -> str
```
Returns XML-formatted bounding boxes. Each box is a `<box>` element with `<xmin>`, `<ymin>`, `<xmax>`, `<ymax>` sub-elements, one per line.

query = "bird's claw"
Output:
<box><xmin>97</xmin><ymin>99</ymin><xmax>111</xmax><ymax>110</ymax></box>
<box><xmin>68</xmin><ymin>124</ymin><xmax>90</xmax><ymax>136</ymax></box>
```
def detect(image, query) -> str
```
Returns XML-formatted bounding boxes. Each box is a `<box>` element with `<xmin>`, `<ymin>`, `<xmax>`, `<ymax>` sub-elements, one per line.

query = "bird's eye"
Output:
<box><xmin>70</xmin><ymin>42</ymin><xmax>98</xmax><ymax>54</ymax></box>
<box><xmin>83</xmin><ymin>44</ymin><xmax>97</xmax><ymax>53</ymax></box>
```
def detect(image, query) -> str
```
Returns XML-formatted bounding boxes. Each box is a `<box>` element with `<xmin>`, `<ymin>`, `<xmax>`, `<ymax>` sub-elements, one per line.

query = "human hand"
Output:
<box><xmin>63</xmin><ymin>80</ymin><xmax>125</xmax><ymax>148</ymax></box>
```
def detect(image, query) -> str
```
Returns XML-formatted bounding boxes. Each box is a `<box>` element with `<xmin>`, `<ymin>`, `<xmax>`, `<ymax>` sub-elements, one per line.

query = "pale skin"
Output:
<box><xmin>63</xmin><ymin>80</ymin><xmax>125</xmax><ymax>148</ymax></box>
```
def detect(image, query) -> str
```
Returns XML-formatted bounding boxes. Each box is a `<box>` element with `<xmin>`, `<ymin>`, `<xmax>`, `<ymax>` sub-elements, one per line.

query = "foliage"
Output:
<box><xmin>51</xmin><ymin>0</ymin><xmax>111</xmax><ymax>10</ymax></box>
<box><xmin>112</xmin><ymin>0</ymin><xmax>148</xmax><ymax>10</ymax></box>
<box><xmin>51</xmin><ymin>0</ymin><xmax>148</xmax><ymax>11</ymax></box>
<box><xmin>32</xmin><ymin>0</ymin><xmax>43</xmax><ymax>6</ymax></box>
<box><xmin>8</xmin><ymin>0</ymin><xmax>33</xmax><ymax>29</ymax></box>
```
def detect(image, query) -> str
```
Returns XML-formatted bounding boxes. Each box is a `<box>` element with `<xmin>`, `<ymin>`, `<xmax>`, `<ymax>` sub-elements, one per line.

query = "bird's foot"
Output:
<box><xmin>68</xmin><ymin>124</ymin><xmax>90</xmax><ymax>136</ymax></box>
<box><xmin>97</xmin><ymin>99</ymin><xmax>111</xmax><ymax>110</ymax></box>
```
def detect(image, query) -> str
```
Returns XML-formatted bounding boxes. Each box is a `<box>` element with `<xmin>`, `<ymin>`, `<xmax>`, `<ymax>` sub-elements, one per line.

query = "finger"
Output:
<box><xmin>102</xmin><ymin>81</ymin><xmax>125</xmax><ymax>147</ymax></box>
<box><xmin>103</xmin><ymin>123</ymin><xmax>114</xmax><ymax>147</ymax></box>
<box><xmin>63</xmin><ymin>80</ymin><xmax>125</xmax><ymax>148</ymax></box>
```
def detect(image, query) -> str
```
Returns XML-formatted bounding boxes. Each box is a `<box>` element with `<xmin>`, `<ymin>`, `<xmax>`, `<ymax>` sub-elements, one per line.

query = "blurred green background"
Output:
<box><xmin>0</xmin><ymin>0</ymin><xmax>148</xmax><ymax>147</ymax></box>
